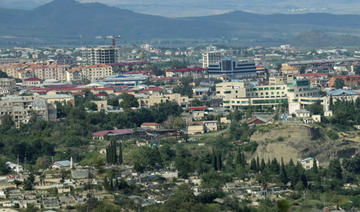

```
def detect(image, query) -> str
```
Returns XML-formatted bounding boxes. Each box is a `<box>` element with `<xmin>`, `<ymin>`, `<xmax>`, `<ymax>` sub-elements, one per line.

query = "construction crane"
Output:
<box><xmin>95</xmin><ymin>35</ymin><xmax>121</xmax><ymax>48</ymax></box>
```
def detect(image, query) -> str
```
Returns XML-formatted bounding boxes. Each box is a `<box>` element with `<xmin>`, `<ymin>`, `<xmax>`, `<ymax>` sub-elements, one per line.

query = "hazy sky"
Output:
<box><xmin>1</xmin><ymin>0</ymin><xmax>360</xmax><ymax>17</ymax></box>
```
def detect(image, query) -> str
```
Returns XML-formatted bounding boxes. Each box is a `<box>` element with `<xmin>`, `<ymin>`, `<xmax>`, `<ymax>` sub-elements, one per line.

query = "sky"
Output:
<box><xmin>1</xmin><ymin>0</ymin><xmax>360</xmax><ymax>17</ymax></box>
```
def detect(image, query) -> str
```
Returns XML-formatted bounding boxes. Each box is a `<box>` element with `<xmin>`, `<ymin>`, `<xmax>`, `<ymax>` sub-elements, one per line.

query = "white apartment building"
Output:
<box><xmin>216</xmin><ymin>77</ymin><xmax>321</xmax><ymax>109</ymax></box>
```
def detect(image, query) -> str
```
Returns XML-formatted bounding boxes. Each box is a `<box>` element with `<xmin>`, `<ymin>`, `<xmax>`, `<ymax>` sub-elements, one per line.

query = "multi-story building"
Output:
<box><xmin>0</xmin><ymin>64</ymin><xmax>28</xmax><ymax>78</ymax></box>
<box><xmin>328</xmin><ymin>75</ymin><xmax>360</xmax><ymax>88</ymax></box>
<box><xmin>0</xmin><ymin>78</ymin><xmax>16</xmax><ymax>95</ymax></box>
<box><xmin>165</xmin><ymin>68</ymin><xmax>207</xmax><ymax>79</ymax></box>
<box><xmin>0</xmin><ymin>78</ymin><xmax>16</xmax><ymax>89</ymax></box>
<box><xmin>19</xmin><ymin>65</ymin><xmax>70</xmax><ymax>82</ymax></box>
<box><xmin>216</xmin><ymin>77</ymin><xmax>320</xmax><ymax>109</ymax></box>
<box><xmin>66</xmin><ymin>64</ymin><xmax>113</xmax><ymax>82</ymax></box>
<box><xmin>202</xmin><ymin>51</ymin><xmax>223</xmax><ymax>68</ymax></box>
<box><xmin>297</xmin><ymin>73</ymin><xmax>329</xmax><ymax>87</ymax></box>
<box><xmin>137</xmin><ymin>92</ymin><xmax>189</xmax><ymax>108</ymax></box>
<box><xmin>208</xmin><ymin>58</ymin><xmax>257</xmax><ymax>79</ymax></box>
<box><xmin>84</xmin><ymin>46</ymin><xmax>117</xmax><ymax>65</ymax></box>
<box><xmin>0</xmin><ymin>96</ymin><xmax>56</xmax><ymax>127</ymax></box>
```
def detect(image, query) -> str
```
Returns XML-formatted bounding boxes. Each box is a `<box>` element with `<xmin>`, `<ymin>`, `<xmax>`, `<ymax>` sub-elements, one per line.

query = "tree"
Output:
<box><xmin>173</xmin><ymin>77</ymin><xmax>194</xmax><ymax>98</ymax></box>
<box><xmin>106</xmin><ymin>141</ymin><xmax>117</xmax><ymax>165</ymax></box>
<box><xmin>189</xmin><ymin>98</ymin><xmax>202</xmax><ymax>107</ymax></box>
<box><xmin>118</xmin><ymin>143</ymin><xmax>123</xmax><ymax>165</ymax></box>
<box><xmin>280</xmin><ymin>159</ymin><xmax>288</xmax><ymax>185</ymax></box>
<box><xmin>335</xmin><ymin>78</ymin><xmax>345</xmax><ymax>89</ymax></box>
<box><xmin>306</xmin><ymin>103</ymin><xmax>324</xmax><ymax>115</ymax></box>
<box><xmin>312</xmin><ymin>159</ymin><xmax>318</xmax><ymax>174</ymax></box>
<box><xmin>354</xmin><ymin>66</ymin><xmax>360</xmax><ymax>75</ymax></box>
<box><xmin>163</xmin><ymin>115</ymin><xmax>186</xmax><ymax>129</ymax></box>
<box><xmin>84</xmin><ymin>102</ymin><xmax>97</xmax><ymax>111</ymax></box>
<box><xmin>277</xmin><ymin>200</ymin><xmax>291</xmax><ymax>212</ymax></box>
<box><xmin>250</xmin><ymin>158</ymin><xmax>257</xmax><ymax>171</ymax></box>
<box><xmin>0</xmin><ymin>70</ymin><xmax>8</xmax><ymax>78</ymax></box>
<box><xmin>328</xmin><ymin>159</ymin><xmax>343</xmax><ymax>180</ymax></box>
<box><xmin>107</xmin><ymin>98</ymin><xmax>119</xmax><ymax>107</ymax></box>
<box><xmin>119</xmin><ymin>93</ymin><xmax>138</xmax><ymax>109</ymax></box>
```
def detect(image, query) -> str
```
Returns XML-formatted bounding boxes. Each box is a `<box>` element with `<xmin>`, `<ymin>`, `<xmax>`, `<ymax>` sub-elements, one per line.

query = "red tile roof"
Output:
<box><xmin>300</xmin><ymin>73</ymin><xmax>328</xmax><ymax>77</ymax></box>
<box><xmin>24</xmin><ymin>78</ymin><xmax>41</xmax><ymax>81</ymax></box>
<box><xmin>188</xmin><ymin>106</ymin><xmax>206</xmax><ymax>111</ymax></box>
<box><xmin>167</xmin><ymin>67</ymin><xmax>205</xmax><ymax>73</ymax></box>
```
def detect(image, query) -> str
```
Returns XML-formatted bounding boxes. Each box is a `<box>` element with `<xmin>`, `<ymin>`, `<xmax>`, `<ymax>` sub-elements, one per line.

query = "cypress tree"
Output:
<box><xmin>280</xmin><ymin>158</ymin><xmax>288</xmax><ymax>185</ymax></box>
<box><xmin>119</xmin><ymin>143</ymin><xmax>123</xmax><ymax>165</ymax></box>
<box><xmin>217</xmin><ymin>152</ymin><xmax>222</xmax><ymax>171</ymax></box>
<box><xmin>260</xmin><ymin>158</ymin><xmax>266</xmax><ymax>171</ymax></box>
<box><xmin>212</xmin><ymin>149</ymin><xmax>217</xmax><ymax>170</ymax></box>
<box><xmin>250</xmin><ymin>158</ymin><xmax>257</xmax><ymax>171</ymax></box>
<box><xmin>312</xmin><ymin>158</ymin><xmax>318</xmax><ymax>174</ymax></box>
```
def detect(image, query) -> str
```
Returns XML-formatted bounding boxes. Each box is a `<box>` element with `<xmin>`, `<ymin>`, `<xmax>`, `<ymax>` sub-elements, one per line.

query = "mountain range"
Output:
<box><xmin>1</xmin><ymin>0</ymin><xmax>360</xmax><ymax>47</ymax></box>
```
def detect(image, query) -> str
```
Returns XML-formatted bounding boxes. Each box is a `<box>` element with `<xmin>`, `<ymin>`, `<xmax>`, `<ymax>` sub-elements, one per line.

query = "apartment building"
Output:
<box><xmin>0</xmin><ymin>64</ymin><xmax>28</xmax><ymax>78</ymax></box>
<box><xmin>216</xmin><ymin>77</ymin><xmax>320</xmax><ymax>109</ymax></box>
<box><xmin>0</xmin><ymin>78</ymin><xmax>16</xmax><ymax>95</ymax></box>
<box><xmin>328</xmin><ymin>75</ymin><xmax>360</xmax><ymax>88</ymax></box>
<box><xmin>165</xmin><ymin>67</ymin><xmax>207</xmax><ymax>79</ymax></box>
<box><xmin>0</xmin><ymin>96</ymin><xmax>56</xmax><ymax>127</ymax></box>
<box><xmin>202</xmin><ymin>51</ymin><xmax>223</xmax><ymax>68</ymax></box>
<box><xmin>84</xmin><ymin>46</ymin><xmax>116</xmax><ymax>65</ymax></box>
<box><xmin>66</xmin><ymin>64</ymin><xmax>113</xmax><ymax>82</ymax></box>
<box><xmin>19</xmin><ymin>64</ymin><xmax>70</xmax><ymax>81</ymax></box>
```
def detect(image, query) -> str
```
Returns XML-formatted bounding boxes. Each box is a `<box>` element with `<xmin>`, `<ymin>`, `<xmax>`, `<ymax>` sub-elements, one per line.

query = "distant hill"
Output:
<box><xmin>289</xmin><ymin>31</ymin><xmax>360</xmax><ymax>47</ymax></box>
<box><xmin>1</xmin><ymin>0</ymin><xmax>360</xmax><ymax>46</ymax></box>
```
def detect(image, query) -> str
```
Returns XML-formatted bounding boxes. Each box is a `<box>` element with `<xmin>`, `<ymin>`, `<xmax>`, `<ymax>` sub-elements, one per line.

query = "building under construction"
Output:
<box><xmin>84</xmin><ymin>35</ymin><xmax>121</xmax><ymax>65</ymax></box>
<box><xmin>84</xmin><ymin>46</ymin><xmax>117</xmax><ymax>65</ymax></box>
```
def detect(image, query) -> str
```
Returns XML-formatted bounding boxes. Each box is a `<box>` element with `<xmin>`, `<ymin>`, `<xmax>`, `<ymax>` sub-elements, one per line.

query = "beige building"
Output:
<box><xmin>0</xmin><ymin>95</ymin><xmax>56</xmax><ymax>127</ymax></box>
<box><xmin>187</xmin><ymin>123</ymin><xmax>205</xmax><ymax>135</ymax></box>
<box><xmin>66</xmin><ymin>64</ymin><xmax>113</xmax><ymax>82</ymax></box>
<box><xmin>298</xmin><ymin>158</ymin><xmax>319</xmax><ymax>170</ymax></box>
<box><xmin>202</xmin><ymin>51</ymin><xmax>223</xmax><ymax>68</ymax></box>
<box><xmin>41</xmin><ymin>91</ymin><xmax>75</xmax><ymax>106</ymax></box>
<box><xmin>216</xmin><ymin>78</ymin><xmax>320</xmax><ymax>109</ymax></box>
<box><xmin>91</xmin><ymin>100</ymin><xmax>108</xmax><ymax>112</ymax></box>
<box><xmin>0</xmin><ymin>78</ymin><xmax>16</xmax><ymax>95</ymax></box>
<box><xmin>137</xmin><ymin>92</ymin><xmax>189</xmax><ymax>108</ymax></box>
<box><xmin>19</xmin><ymin>64</ymin><xmax>70</xmax><ymax>81</ymax></box>
<box><xmin>0</xmin><ymin>64</ymin><xmax>28</xmax><ymax>78</ymax></box>
<box><xmin>204</xmin><ymin>121</ymin><xmax>218</xmax><ymax>132</ymax></box>
<box><xmin>141</xmin><ymin>122</ymin><xmax>161</xmax><ymax>130</ymax></box>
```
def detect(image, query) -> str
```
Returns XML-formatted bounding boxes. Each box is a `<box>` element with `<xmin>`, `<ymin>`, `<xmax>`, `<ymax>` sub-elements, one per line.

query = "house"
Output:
<box><xmin>187</xmin><ymin>122</ymin><xmax>205</xmax><ymax>135</ymax></box>
<box><xmin>312</xmin><ymin>115</ymin><xmax>321</xmax><ymax>123</ymax></box>
<box><xmin>203</xmin><ymin>121</ymin><xmax>218</xmax><ymax>132</ymax></box>
<box><xmin>6</xmin><ymin>162</ymin><xmax>23</xmax><ymax>173</ymax></box>
<box><xmin>295</xmin><ymin>109</ymin><xmax>310</xmax><ymax>118</ymax></box>
<box><xmin>247</xmin><ymin>116</ymin><xmax>269</xmax><ymax>126</ymax></box>
<box><xmin>52</xmin><ymin>160</ymin><xmax>71</xmax><ymax>169</ymax></box>
<box><xmin>298</xmin><ymin>158</ymin><xmax>319</xmax><ymax>170</ymax></box>
<box><xmin>141</xmin><ymin>122</ymin><xmax>161</xmax><ymax>130</ymax></box>
<box><xmin>23</xmin><ymin>78</ymin><xmax>41</xmax><ymax>86</ymax></box>
<box><xmin>220</xmin><ymin>117</ymin><xmax>231</xmax><ymax>124</ymax></box>
<box><xmin>189</xmin><ymin>106</ymin><xmax>207</xmax><ymax>120</ymax></box>
<box><xmin>92</xmin><ymin>129</ymin><xmax>134</xmax><ymax>140</ymax></box>
<box><xmin>303</xmin><ymin>117</ymin><xmax>314</xmax><ymax>125</ymax></box>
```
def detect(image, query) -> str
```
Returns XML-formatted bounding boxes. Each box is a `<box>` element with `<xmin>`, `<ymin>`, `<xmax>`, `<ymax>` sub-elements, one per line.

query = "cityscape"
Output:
<box><xmin>1</xmin><ymin>0</ymin><xmax>360</xmax><ymax>212</ymax></box>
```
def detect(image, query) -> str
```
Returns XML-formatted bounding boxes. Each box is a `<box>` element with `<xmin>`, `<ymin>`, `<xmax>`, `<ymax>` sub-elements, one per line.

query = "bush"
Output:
<box><xmin>327</xmin><ymin>130</ymin><xmax>339</xmax><ymax>140</ymax></box>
